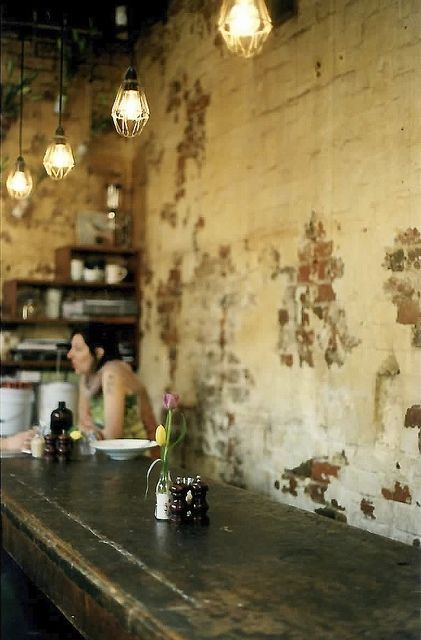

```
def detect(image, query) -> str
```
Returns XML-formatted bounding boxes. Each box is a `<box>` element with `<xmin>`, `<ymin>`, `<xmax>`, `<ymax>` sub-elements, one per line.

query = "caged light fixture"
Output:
<box><xmin>6</xmin><ymin>37</ymin><xmax>33</xmax><ymax>200</ymax></box>
<box><xmin>111</xmin><ymin>6</ymin><xmax>149</xmax><ymax>138</ymax></box>
<box><xmin>43</xmin><ymin>19</ymin><xmax>75</xmax><ymax>180</ymax></box>
<box><xmin>218</xmin><ymin>0</ymin><xmax>273</xmax><ymax>58</ymax></box>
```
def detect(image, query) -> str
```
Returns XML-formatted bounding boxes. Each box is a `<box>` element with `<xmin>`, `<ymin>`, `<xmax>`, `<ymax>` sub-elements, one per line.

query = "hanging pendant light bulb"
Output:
<box><xmin>218</xmin><ymin>0</ymin><xmax>273</xmax><ymax>58</ymax></box>
<box><xmin>7</xmin><ymin>38</ymin><xmax>33</xmax><ymax>200</ymax></box>
<box><xmin>43</xmin><ymin>20</ymin><xmax>75</xmax><ymax>180</ymax></box>
<box><xmin>111</xmin><ymin>65</ymin><xmax>149</xmax><ymax>138</ymax></box>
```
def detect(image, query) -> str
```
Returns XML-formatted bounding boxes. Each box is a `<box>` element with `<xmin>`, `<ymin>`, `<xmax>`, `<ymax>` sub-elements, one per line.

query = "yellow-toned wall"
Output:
<box><xmin>134</xmin><ymin>0</ymin><xmax>421</xmax><ymax>544</ymax></box>
<box><xmin>1</xmin><ymin>39</ymin><xmax>135</xmax><ymax>281</ymax></box>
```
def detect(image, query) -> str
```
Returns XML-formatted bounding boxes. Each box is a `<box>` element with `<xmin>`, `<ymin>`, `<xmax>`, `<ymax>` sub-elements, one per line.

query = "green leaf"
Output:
<box><xmin>144</xmin><ymin>458</ymin><xmax>162</xmax><ymax>499</ymax></box>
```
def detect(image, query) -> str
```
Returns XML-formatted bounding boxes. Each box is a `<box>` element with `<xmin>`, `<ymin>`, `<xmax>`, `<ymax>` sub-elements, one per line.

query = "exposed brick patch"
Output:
<box><xmin>278</xmin><ymin>211</ymin><xmax>360</xmax><ymax>368</ymax></box>
<box><xmin>404</xmin><ymin>405</ymin><xmax>421</xmax><ymax>454</ymax></box>
<box><xmin>383</xmin><ymin>228</ymin><xmax>421</xmax><ymax>342</ymax></box>
<box><xmin>160</xmin><ymin>203</ymin><xmax>178</xmax><ymax>227</ymax></box>
<box><xmin>282</xmin><ymin>454</ymin><xmax>346</xmax><ymax>505</ymax></box>
<box><xmin>381</xmin><ymin>482</ymin><xmax>412</xmax><ymax>504</ymax></box>
<box><xmin>156</xmin><ymin>257</ymin><xmax>183</xmax><ymax>381</ymax></box>
<box><xmin>192</xmin><ymin>216</ymin><xmax>205</xmax><ymax>251</ymax></box>
<box><xmin>404</xmin><ymin>404</ymin><xmax>421</xmax><ymax>427</ymax></box>
<box><xmin>166</xmin><ymin>75</ymin><xmax>211</xmax><ymax>193</ymax></box>
<box><xmin>360</xmin><ymin>498</ymin><xmax>376</xmax><ymax>519</ymax></box>
<box><xmin>305</xmin><ymin>482</ymin><xmax>328</xmax><ymax>503</ymax></box>
<box><xmin>281</xmin><ymin>476</ymin><xmax>298</xmax><ymax>497</ymax></box>
<box><xmin>310</xmin><ymin>461</ymin><xmax>340</xmax><ymax>482</ymax></box>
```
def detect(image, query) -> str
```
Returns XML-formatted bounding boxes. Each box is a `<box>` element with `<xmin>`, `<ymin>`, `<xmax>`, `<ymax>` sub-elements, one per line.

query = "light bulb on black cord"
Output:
<box><xmin>6</xmin><ymin>38</ymin><xmax>33</xmax><ymax>200</ymax></box>
<box><xmin>218</xmin><ymin>0</ymin><xmax>272</xmax><ymax>58</ymax></box>
<box><xmin>43</xmin><ymin>18</ymin><xmax>75</xmax><ymax>180</ymax></box>
<box><xmin>111</xmin><ymin>66</ymin><xmax>149</xmax><ymax>138</ymax></box>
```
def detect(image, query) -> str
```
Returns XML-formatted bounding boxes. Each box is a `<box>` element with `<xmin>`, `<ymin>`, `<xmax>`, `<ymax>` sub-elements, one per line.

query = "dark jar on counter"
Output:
<box><xmin>50</xmin><ymin>401</ymin><xmax>73</xmax><ymax>436</ymax></box>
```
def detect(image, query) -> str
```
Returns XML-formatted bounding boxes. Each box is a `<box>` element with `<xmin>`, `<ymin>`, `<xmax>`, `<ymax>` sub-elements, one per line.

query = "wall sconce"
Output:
<box><xmin>218</xmin><ymin>0</ymin><xmax>273</xmax><ymax>58</ymax></box>
<box><xmin>6</xmin><ymin>38</ymin><xmax>33</xmax><ymax>200</ymax></box>
<box><xmin>43</xmin><ymin>21</ymin><xmax>75</xmax><ymax>180</ymax></box>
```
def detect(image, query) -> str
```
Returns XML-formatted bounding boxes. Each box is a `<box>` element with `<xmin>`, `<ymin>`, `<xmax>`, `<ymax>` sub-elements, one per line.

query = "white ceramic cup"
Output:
<box><xmin>84</xmin><ymin>267</ymin><xmax>104</xmax><ymax>282</ymax></box>
<box><xmin>105</xmin><ymin>264</ymin><xmax>128</xmax><ymax>284</ymax></box>
<box><xmin>70</xmin><ymin>258</ymin><xmax>84</xmax><ymax>281</ymax></box>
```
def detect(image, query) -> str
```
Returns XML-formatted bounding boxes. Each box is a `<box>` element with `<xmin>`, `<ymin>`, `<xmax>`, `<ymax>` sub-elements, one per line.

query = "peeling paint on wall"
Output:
<box><xmin>281</xmin><ymin>453</ymin><xmax>347</xmax><ymax>511</ymax></box>
<box><xmin>381</xmin><ymin>482</ymin><xmax>412</xmax><ymax>504</ymax></box>
<box><xmin>404</xmin><ymin>405</ymin><xmax>421</xmax><ymax>454</ymax></box>
<box><xmin>166</xmin><ymin>74</ymin><xmax>211</xmax><ymax>199</ymax></box>
<box><xmin>156</xmin><ymin>257</ymin><xmax>183</xmax><ymax>381</ymax></box>
<box><xmin>383</xmin><ymin>228</ymin><xmax>421</xmax><ymax>344</ymax></box>
<box><xmin>360</xmin><ymin>498</ymin><xmax>376</xmax><ymax>519</ymax></box>
<box><xmin>277</xmin><ymin>212</ymin><xmax>360</xmax><ymax>367</ymax></box>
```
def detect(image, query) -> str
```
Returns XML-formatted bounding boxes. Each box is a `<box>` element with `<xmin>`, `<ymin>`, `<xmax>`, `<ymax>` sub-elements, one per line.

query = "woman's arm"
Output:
<box><xmin>101</xmin><ymin>364</ymin><xmax>126</xmax><ymax>439</ymax></box>
<box><xmin>1</xmin><ymin>429</ymin><xmax>35</xmax><ymax>452</ymax></box>
<box><xmin>78</xmin><ymin>377</ymin><xmax>95</xmax><ymax>429</ymax></box>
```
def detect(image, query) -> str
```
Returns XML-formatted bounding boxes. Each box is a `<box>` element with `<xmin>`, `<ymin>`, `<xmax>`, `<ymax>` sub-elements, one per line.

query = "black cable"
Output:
<box><xmin>18</xmin><ymin>36</ymin><xmax>24</xmax><ymax>156</ymax></box>
<box><xmin>58</xmin><ymin>17</ymin><xmax>65</xmax><ymax>128</ymax></box>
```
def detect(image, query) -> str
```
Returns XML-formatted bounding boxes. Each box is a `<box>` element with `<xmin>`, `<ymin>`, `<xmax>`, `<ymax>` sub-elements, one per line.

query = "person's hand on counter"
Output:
<box><xmin>1</xmin><ymin>429</ymin><xmax>36</xmax><ymax>452</ymax></box>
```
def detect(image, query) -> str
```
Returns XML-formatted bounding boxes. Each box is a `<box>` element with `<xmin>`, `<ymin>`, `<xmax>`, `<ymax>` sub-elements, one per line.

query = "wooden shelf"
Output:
<box><xmin>1</xmin><ymin>244</ymin><xmax>140</xmax><ymax>373</ymax></box>
<box><xmin>3</xmin><ymin>278</ymin><xmax>135</xmax><ymax>289</ymax></box>
<box><xmin>1</xmin><ymin>316</ymin><xmax>138</xmax><ymax>326</ymax></box>
<box><xmin>1</xmin><ymin>359</ymin><xmax>73</xmax><ymax>370</ymax></box>
<box><xmin>59</xmin><ymin>244</ymin><xmax>138</xmax><ymax>256</ymax></box>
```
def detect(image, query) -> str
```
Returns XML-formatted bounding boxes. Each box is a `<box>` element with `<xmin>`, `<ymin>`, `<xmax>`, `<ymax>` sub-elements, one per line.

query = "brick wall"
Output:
<box><xmin>136</xmin><ymin>0</ymin><xmax>421</xmax><ymax>545</ymax></box>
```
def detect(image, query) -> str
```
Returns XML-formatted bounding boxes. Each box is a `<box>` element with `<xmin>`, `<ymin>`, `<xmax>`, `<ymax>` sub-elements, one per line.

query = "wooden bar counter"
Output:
<box><xmin>1</xmin><ymin>454</ymin><xmax>420</xmax><ymax>640</ymax></box>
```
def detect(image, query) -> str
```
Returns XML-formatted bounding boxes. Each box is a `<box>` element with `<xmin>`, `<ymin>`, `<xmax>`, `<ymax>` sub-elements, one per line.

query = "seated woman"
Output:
<box><xmin>67</xmin><ymin>323</ymin><xmax>157</xmax><ymax>441</ymax></box>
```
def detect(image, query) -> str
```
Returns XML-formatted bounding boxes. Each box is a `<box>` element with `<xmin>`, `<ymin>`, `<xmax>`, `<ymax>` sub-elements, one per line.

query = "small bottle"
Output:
<box><xmin>50</xmin><ymin>401</ymin><xmax>73</xmax><ymax>436</ymax></box>
<box><xmin>31</xmin><ymin>433</ymin><xmax>45</xmax><ymax>459</ymax></box>
<box><xmin>155</xmin><ymin>469</ymin><xmax>171</xmax><ymax>521</ymax></box>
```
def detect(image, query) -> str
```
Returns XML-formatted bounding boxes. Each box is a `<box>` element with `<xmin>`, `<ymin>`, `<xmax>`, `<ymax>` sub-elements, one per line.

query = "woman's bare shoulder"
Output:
<box><xmin>101</xmin><ymin>360</ymin><xmax>140</xmax><ymax>388</ymax></box>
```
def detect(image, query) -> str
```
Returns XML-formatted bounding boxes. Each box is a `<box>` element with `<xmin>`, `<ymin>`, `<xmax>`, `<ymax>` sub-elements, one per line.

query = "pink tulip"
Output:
<box><xmin>163</xmin><ymin>393</ymin><xmax>179</xmax><ymax>410</ymax></box>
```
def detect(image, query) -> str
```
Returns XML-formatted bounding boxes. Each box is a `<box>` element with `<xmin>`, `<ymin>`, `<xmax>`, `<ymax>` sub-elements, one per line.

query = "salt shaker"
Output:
<box><xmin>44</xmin><ymin>433</ymin><xmax>57</xmax><ymax>461</ymax></box>
<box><xmin>169</xmin><ymin>477</ymin><xmax>188</xmax><ymax>524</ymax></box>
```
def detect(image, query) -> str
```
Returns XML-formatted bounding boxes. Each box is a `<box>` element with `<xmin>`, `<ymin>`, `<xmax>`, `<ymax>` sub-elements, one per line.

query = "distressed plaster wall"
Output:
<box><xmin>136</xmin><ymin>0</ymin><xmax>421</xmax><ymax>544</ymax></box>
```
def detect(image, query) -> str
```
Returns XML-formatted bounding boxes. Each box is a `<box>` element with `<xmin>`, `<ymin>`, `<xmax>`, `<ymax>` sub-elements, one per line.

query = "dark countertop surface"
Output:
<box><xmin>1</xmin><ymin>454</ymin><xmax>420</xmax><ymax>640</ymax></box>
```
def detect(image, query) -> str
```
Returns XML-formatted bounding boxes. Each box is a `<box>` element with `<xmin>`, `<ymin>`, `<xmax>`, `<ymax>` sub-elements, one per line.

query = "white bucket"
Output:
<box><xmin>38</xmin><ymin>382</ymin><xmax>78</xmax><ymax>429</ymax></box>
<box><xmin>0</xmin><ymin>387</ymin><xmax>34</xmax><ymax>436</ymax></box>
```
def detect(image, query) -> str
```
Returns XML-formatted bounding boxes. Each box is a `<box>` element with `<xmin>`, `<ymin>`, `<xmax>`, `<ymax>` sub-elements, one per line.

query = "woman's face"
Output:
<box><xmin>67</xmin><ymin>333</ymin><xmax>95</xmax><ymax>375</ymax></box>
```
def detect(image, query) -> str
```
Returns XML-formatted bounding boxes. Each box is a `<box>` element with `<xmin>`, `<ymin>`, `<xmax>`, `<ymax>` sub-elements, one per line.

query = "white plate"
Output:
<box><xmin>91</xmin><ymin>439</ymin><xmax>158</xmax><ymax>461</ymax></box>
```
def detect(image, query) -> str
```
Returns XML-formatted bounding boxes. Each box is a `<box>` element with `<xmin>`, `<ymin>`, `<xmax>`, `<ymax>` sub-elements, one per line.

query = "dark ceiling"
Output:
<box><xmin>0</xmin><ymin>2</ymin><xmax>170</xmax><ymax>47</ymax></box>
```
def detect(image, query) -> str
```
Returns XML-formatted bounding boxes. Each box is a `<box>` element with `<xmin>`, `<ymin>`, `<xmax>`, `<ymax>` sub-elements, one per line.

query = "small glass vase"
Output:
<box><xmin>155</xmin><ymin>467</ymin><xmax>171</xmax><ymax>520</ymax></box>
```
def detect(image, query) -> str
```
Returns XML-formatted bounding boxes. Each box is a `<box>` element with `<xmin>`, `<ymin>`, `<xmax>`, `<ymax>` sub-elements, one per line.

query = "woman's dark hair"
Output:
<box><xmin>70</xmin><ymin>323</ymin><xmax>121</xmax><ymax>370</ymax></box>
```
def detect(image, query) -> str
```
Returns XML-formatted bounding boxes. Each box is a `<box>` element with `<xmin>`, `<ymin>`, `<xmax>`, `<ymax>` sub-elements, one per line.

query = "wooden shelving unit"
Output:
<box><xmin>1</xmin><ymin>245</ymin><xmax>140</xmax><ymax>372</ymax></box>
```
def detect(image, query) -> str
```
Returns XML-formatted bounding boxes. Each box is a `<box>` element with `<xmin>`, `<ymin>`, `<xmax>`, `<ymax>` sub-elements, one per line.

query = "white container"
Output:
<box><xmin>45</xmin><ymin>288</ymin><xmax>62</xmax><ymax>319</ymax></box>
<box><xmin>70</xmin><ymin>258</ymin><xmax>83</xmax><ymax>281</ymax></box>
<box><xmin>0</xmin><ymin>387</ymin><xmax>34</xmax><ymax>436</ymax></box>
<box><xmin>38</xmin><ymin>382</ymin><xmax>78</xmax><ymax>429</ymax></box>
